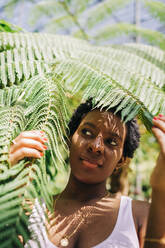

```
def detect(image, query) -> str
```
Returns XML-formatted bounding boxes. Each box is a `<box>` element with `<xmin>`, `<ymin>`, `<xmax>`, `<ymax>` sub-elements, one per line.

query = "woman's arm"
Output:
<box><xmin>144</xmin><ymin>114</ymin><xmax>165</xmax><ymax>248</ymax></box>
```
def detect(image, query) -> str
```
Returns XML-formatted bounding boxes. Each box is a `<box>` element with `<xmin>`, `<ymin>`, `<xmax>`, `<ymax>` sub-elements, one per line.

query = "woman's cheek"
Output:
<box><xmin>72</xmin><ymin>135</ymin><xmax>87</xmax><ymax>152</ymax></box>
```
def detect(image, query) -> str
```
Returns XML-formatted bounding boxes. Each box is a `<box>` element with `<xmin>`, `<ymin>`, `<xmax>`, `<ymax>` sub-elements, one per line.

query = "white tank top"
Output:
<box><xmin>25</xmin><ymin>196</ymin><xmax>139</xmax><ymax>248</ymax></box>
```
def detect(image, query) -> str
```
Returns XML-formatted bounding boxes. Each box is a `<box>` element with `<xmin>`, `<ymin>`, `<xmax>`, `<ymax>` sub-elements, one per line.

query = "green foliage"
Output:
<box><xmin>94</xmin><ymin>23</ymin><xmax>165</xmax><ymax>50</ymax></box>
<box><xmin>30</xmin><ymin>0</ymin><xmax>131</xmax><ymax>39</ymax></box>
<box><xmin>0</xmin><ymin>20</ymin><xmax>22</xmax><ymax>33</ymax></box>
<box><xmin>143</xmin><ymin>0</ymin><xmax>165</xmax><ymax>26</ymax></box>
<box><xmin>2</xmin><ymin>0</ymin><xmax>165</xmax><ymax>51</ymax></box>
<box><xmin>27</xmin><ymin>0</ymin><xmax>165</xmax><ymax>51</ymax></box>
<box><xmin>0</xmin><ymin>72</ymin><xmax>70</xmax><ymax>247</ymax></box>
<box><xmin>0</xmin><ymin>32</ymin><xmax>165</xmax><ymax>246</ymax></box>
<box><xmin>3</xmin><ymin>0</ymin><xmax>34</xmax><ymax>18</ymax></box>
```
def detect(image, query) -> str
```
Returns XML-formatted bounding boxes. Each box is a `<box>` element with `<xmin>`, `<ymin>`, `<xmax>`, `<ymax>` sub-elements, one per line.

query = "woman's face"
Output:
<box><xmin>69</xmin><ymin>110</ymin><xmax>127</xmax><ymax>184</ymax></box>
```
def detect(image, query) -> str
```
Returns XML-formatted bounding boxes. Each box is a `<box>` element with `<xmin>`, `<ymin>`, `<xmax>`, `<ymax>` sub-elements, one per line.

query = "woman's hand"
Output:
<box><xmin>9</xmin><ymin>130</ymin><xmax>48</xmax><ymax>166</ymax></box>
<box><xmin>150</xmin><ymin>114</ymin><xmax>165</xmax><ymax>191</ymax></box>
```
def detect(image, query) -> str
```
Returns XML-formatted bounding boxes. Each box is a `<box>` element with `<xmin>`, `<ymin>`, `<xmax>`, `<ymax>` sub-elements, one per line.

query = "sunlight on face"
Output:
<box><xmin>69</xmin><ymin>110</ymin><xmax>127</xmax><ymax>184</ymax></box>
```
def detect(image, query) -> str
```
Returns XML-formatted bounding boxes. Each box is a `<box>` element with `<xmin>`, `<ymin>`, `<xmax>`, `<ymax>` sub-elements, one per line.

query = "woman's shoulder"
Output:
<box><xmin>111</xmin><ymin>194</ymin><xmax>150</xmax><ymax>222</ymax></box>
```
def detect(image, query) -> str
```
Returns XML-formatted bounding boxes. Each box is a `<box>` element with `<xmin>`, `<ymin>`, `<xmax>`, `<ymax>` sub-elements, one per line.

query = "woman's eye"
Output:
<box><xmin>106</xmin><ymin>139</ymin><xmax>117</xmax><ymax>146</ymax></box>
<box><xmin>81</xmin><ymin>128</ymin><xmax>92</xmax><ymax>136</ymax></box>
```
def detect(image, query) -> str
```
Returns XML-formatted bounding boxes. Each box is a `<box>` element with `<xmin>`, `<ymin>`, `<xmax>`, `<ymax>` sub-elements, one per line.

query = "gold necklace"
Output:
<box><xmin>53</xmin><ymin>191</ymin><xmax>110</xmax><ymax>247</ymax></box>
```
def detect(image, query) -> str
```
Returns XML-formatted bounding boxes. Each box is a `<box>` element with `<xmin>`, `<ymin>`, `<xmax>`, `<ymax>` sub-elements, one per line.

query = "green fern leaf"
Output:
<box><xmin>0</xmin><ymin>32</ymin><xmax>165</xmax><ymax>247</ymax></box>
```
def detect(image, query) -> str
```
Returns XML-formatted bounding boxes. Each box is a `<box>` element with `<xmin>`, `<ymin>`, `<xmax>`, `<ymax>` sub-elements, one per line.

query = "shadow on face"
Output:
<box><xmin>69</xmin><ymin>110</ymin><xmax>127</xmax><ymax>184</ymax></box>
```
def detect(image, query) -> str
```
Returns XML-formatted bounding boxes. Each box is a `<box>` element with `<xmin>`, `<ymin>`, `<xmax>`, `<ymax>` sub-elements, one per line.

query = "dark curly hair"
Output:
<box><xmin>68</xmin><ymin>98</ymin><xmax>140</xmax><ymax>158</ymax></box>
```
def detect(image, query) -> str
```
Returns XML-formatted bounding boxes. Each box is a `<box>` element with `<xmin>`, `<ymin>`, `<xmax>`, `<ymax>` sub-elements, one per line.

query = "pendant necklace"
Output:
<box><xmin>53</xmin><ymin>191</ymin><xmax>110</xmax><ymax>247</ymax></box>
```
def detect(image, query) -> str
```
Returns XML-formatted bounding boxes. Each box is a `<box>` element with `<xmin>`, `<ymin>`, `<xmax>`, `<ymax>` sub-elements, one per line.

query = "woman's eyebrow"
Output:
<box><xmin>109</xmin><ymin>132</ymin><xmax>122</xmax><ymax>141</ymax></box>
<box><xmin>83</xmin><ymin>122</ymin><xmax>96</xmax><ymax>128</ymax></box>
<box><xmin>83</xmin><ymin>122</ymin><xmax>122</xmax><ymax>141</ymax></box>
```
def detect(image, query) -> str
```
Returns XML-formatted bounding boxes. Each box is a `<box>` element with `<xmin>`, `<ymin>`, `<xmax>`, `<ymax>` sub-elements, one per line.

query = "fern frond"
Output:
<box><xmin>0</xmin><ymin>73</ymin><xmax>71</xmax><ymax>246</ymax></box>
<box><xmin>0</xmin><ymin>32</ymin><xmax>89</xmax><ymax>55</ymax></box>
<box><xmin>45</xmin><ymin>15</ymin><xmax>74</xmax><ymax>33</ymax></box>
<box><xmin>72</xmin><ymin>0</ymin><xmax>92</xmax><ymax>15</ymax></box>
<box><xmin>111</xmin><ymin>43</ymin><xmax>165</xmax><ymax>75</ymax></box>
<box><xmin>83</xmin><ymin>0</ymin><xmax>131</xmax><ymax>30</ymax></box>
<box><xmin>0</xmin><ymin>33</ymin><xmax>165</xmax><ymax>128</ymax></box>
<box><xmin>0</xmin><ymin>32</ymin><xmax>165</xmax><ymax>247</ymax></box>
<box><xmin>29</xmin><ymin>0</ymin><xmax>64</xmax><ymax>25</ymax></box>
<box><xmin>94</xmin><ymin>23</ymin><xmax>165</xmax><ymax>51</ymax></box>
<box><xmin>0</xmin><ymin>105</ymin><xmax>26</xmax><ymax>165</ymax></box>
<box><xmin>0</xmin><ymin>160</ymin><xmax>46</xmax><ymax>247</ymax></box>
<box><xmin>76</xmin><ymin>45</ymin><xmax>165</xmax><ymax>88</ymax></box>
<box><xmin>1</xmin><ymin>32</ymin><xmax>165</xmax><ymax>90</ymax></box>
<box><xmin>23</xmin><ymin>74</ymin><xmax>70</xmax><ymax>167</ymax></box>
<box><xmin>0</xmin><ymin>20</ymin><xmax>22</xmax><ymax>33</ymax></box>
<box><xmin>0</xmin><ymin>32</ymin><xmax>90</xmax><ymax>88</ymax></box>
<box><xmin>0</xmin><ymin>72</ymin><xmax>70</xmax><ymax>180</ymax></box>
<box><xmin>51</xmin><ymin>55</ymin><xmax>165</xmax><ymax>129</ymax></box>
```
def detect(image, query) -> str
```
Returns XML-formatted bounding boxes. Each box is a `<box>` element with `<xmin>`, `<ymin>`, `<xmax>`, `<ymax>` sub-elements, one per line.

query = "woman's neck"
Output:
<box><xmin>61</xmin><ymin>174</ymin><xmax>108</xmax><ymax>203</ymax></box>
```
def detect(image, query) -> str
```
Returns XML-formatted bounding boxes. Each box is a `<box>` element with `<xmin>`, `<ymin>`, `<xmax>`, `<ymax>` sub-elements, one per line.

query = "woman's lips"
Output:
<box><xmin>81</xmin><ymin>159</ymin><xmax>98</xmax><ymax>169</ymax></box>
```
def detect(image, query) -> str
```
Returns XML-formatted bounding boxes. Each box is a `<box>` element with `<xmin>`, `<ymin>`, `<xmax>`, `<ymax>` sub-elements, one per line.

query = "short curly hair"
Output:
<box><xmin>68</xmin><ymin>98</ymin><xmax>140</xmax><ymax>158</ymax></box>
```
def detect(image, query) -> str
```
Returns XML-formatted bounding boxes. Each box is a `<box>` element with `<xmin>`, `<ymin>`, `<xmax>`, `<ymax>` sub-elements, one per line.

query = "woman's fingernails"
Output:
<box><xmin>153</xmin><ymin>116</ymin><xmax>158</xmax><ymax>120</ymax></box>
<box><xmin>40</xmin><ymin>152</ymin><xmax>44</xmax><ymax>157</ymax></box>
<box><xmin>43</xmin><ymin>138</ymin><xmax>48</xmax><ymax>142</ymax></box>
<box><xmin>43</xmin><ymin>145</ymin><xmax>47</xmax><ymax>150</ymax></box>
<box><xmin>158</xmin><ymin>114</ymin><xmax>163</xmax><ymax>117</ymax></box>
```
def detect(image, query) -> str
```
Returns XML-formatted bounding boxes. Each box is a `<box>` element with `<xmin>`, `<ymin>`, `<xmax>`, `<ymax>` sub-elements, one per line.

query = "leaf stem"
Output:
<box><xmin>59</xmin><ymin>0</ymin><xmax>89</xmax><ymax>41</ymax></box>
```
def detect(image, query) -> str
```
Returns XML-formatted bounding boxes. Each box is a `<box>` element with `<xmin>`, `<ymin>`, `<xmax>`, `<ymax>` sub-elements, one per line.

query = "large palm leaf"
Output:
<box><xmin>0</xmin><ymin>32</ymin><xmax>165</xmax><ymax>247</ymax></box>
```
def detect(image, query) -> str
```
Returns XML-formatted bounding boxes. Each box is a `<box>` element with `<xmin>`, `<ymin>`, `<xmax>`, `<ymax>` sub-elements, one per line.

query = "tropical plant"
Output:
<box><xmin>0</xmin><ymin>31</ymin><xmax>165</xmax><ymax>247</ymax></box>
<box><xmin>28</xmin><ymin>0</ymin><xmax>165</xmax><ymax>50</ymax></box>
<box><xmin>29</xmin><ymin>0</ymin><xmax>130</xmax><ymax>38</ymax></box>
<box><xmin>0</xmin><ymin>19</ymin><xmax>23</xmax><ymax>33</ymax></box>
<box><xmin>143</xmin><ymin>0</ymin><xmax>165</xmax><ymax>26</ymax></box>
<box><xmin>2</xmin><ymin>0</ymin><xmax>165</xmax><ymax>50</ymax></box>
<box><xmin>94</xmin><ymin>22</ymin><xmax>165</xmax><ymax>50</ymax></box>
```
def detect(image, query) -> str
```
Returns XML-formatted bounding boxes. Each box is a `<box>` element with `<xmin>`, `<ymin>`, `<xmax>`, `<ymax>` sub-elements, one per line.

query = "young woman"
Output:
<box><xmin>9</xmin><ymin>100</ymin><xmax>165</xmax><ymax>248</ymax></box>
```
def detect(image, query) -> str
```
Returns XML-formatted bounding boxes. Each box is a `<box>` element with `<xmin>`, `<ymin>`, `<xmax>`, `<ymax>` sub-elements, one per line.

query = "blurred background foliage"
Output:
<box><xmin>0</xmin><ymin>19</ymin><xmax>23</xmax><ymax>32</ymax></box>
<box><xmin>1</xmin><ymin>0</ymin><xmax>165</xmax><ymax>49</ymax></box>
<box><xmin>0</xmin><ymin>0</ymin><xmax>165</xmax><ymax>200</ymax></box>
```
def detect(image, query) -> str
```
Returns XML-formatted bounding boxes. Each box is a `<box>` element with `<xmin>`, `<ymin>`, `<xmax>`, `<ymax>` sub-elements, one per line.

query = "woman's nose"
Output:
<box><xmin>87</xmin><ymin>136</ymin><xmax>104</xmax><ymax>155</ymax></box>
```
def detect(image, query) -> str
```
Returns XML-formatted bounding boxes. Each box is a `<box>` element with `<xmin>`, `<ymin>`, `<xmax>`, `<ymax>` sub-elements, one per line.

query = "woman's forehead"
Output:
<box><xmin>80</xmin><ymin>109</ymin><xmax>126</xmax><ymax>135</ymax></box>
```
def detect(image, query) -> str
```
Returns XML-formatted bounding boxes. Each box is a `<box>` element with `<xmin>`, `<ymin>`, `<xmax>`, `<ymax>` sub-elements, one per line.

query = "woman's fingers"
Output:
<box><xmin>10</xmin><ymin>136</ymin><xmax>47</xmax><ymax>154</ymax></box>
<box><xmin>152</xmin><ymin>114</ymin><xmax>165</xmax><ymax>156</ymax></box>
<box><xmin>152</xmin><ymin>115</ymin><xmax>165</xmax><ymax>132</ymax></box>
<box><xmin>150</xmin><ymin>115</ymin><xmax>165</xmax><ymax>191</ymax></box>
<box><xmin>13</xmin><ymin>130</ymin><xmax>47</xmax><ymax>145</ymax></box>
<box><xmin>9</xmin><ymin>130</ymin><xmax>48</xmax><ymax>166</ymax></box>
<box><xmin>9</xmin><ymin>147</ymin><xmax>44</xmax><ymax>166</ymax></box>
<box><xmin>152</xmin><ymin>127</ymin><xmax>165</xmax><ymax>155</ymax></box>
